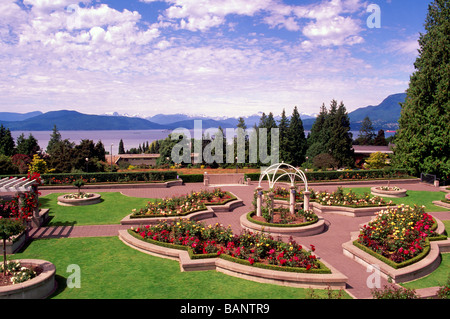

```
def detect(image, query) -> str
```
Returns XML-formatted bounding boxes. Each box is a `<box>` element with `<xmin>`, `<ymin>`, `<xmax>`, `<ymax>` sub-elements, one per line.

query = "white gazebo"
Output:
<box><xmin>255</xmin><ymin>163</ymin><xmax>311</xmax><ymax>217</ymax></box>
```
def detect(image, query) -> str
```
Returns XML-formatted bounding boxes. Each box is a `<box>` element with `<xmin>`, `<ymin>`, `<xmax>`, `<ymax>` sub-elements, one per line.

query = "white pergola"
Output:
<box><xmin>255</xmin><ymin>163</ymin><xmax>312</xmax><ymax>217</ymax></box>
<box><xmin>0</xmin><ymin>177</ymin><xmax>39</xmax><ymax>193</ymax></box>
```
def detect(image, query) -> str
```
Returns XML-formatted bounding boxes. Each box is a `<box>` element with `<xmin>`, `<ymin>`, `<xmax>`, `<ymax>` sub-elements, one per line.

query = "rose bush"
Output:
<box><xmin>316</xmin><ymin>187</ymin><xmax>391</xmax><ymax>207</ymax></box>
<box><xmin>357</xmin><ymin>205</ymin><xmax>436</xmax><ymax>263</ymax></box>
<box><xmin>132</xmin><ymin>219</ymin><xmax>322</xmax><ymax>271</ymax></box>
<box><xmin>131</xmin><ymin>188</ymin><xmax>234</xmax><ymax>218</ymax></box>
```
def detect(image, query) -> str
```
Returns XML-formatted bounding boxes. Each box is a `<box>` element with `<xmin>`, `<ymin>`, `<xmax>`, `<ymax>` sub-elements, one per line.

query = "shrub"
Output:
<box><xmin>371</xmin><ymin>284</ymin><xmax>419</xmax><ymax>299</ymax></box>
<box><xmin>437</xmin><ymin>277</ymin><xmax>450</xmax><ymax>299</ymax></box>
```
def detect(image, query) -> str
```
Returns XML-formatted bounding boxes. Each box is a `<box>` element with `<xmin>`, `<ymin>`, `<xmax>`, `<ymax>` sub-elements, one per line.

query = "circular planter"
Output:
<box><xmin>240</xmin><ymin>212</ymin><xmax>325</xmax><ymax>239</ymax></box>
<box><xmin>57</xmin><ymin>193</ymin><xmax>102</xmax><ymax>206</ymax></box>
<box><xmin>371</xmin><ymin>186</ymin><xmax>407</xmax><ymax>198</ymax></box>
<box><xmin>0</xmin><ymin>259</ymin><xmax>56</xmax><ymax>299</ymax></box>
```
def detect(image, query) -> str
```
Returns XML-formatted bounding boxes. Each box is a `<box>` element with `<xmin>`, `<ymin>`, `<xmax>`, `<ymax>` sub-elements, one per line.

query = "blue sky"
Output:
<box><xmin>0</xmin><ymin>0</ymin><xmax>432</xmax><ymax>118</ymax></box>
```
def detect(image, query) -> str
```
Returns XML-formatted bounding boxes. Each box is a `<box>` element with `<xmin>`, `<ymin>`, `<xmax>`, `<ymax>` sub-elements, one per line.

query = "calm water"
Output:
<box><xmin>11</xmin><ymin>130</ymin><xmax>395</xmax><ymax>155</ymax></box>
<box><xmin>11</xmin><ymin>130</ymin><xmax>172</xmax><ymax>155</ymax></box>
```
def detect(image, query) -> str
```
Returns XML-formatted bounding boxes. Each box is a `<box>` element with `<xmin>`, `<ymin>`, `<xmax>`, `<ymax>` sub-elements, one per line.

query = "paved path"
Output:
<box><xmin>31</xmin><ymin>181</ymin><xmax>450</xmax><ymax>299</ymax></box>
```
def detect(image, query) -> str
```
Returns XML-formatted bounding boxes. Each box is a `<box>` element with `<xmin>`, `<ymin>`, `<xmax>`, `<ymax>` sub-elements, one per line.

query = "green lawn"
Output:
<box><xmin>342</xmin><ymin>187</ymin><xmax>449</xmax><ymax>212</ymax></box>
<box><xmin>39</xmin><ymin>192</ymin><xmax>155</xmax><ymax>226</ymax></box>
<box><xmin>9</xmin><ymin>236</ymin><xmax>350</xmax><ymax>299</ymax></box>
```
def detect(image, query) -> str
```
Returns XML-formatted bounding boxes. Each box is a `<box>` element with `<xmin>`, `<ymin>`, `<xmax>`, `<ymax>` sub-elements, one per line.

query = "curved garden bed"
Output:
<box><xmin>118</xmin><ymin>220</ymin><xmax>348</xmax><ymax>289</ymax></box>
<box><xmin>0</xmin><ymin>259</ymin><xmax>56</xmax><ymax>299</ymax></box>
<box><xmin>57</xmin><ymin>193</ymin><xmax>102</xmax><ymax>206</ymax></box>
<box><xmin>432</xmin><ymin>193</ymin><xmax>450</xmax><ymax>209</ymax></box>
<box><xmin>343</xmin><ymin>205</ymin><xmax>449</xmax><ymax>283</ymax></box>
<box><xmin>240</xmin><ymin>211</ymin><xmax>325</xmax><ymax>238</ymax></box>
<box><xmin>120</xmin><ymin>190</ymin><xmax>243</xmax><ymax>225</ymax></box>
<box><xmin>371</xmin><ymin>186</ymin><xmax>407</xmax><ymax>198</ymax></box>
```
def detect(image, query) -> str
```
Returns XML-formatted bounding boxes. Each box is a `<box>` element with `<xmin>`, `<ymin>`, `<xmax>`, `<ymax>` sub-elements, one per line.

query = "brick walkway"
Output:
<box><xmin>31</xmin><ymin>180</ymin><xmax>450</xmax><ymax>299</ymax></box>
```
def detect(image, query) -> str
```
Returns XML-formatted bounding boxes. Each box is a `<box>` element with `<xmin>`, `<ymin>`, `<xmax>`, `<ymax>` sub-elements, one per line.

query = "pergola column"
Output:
<box><xmin>303</xmin><ymin>191</ymin><xmax>311</xmax><ymax>211</ymax></box>
<box><xmin>289</xmin><ymin>185</ymin><xmax>296</xmax><ymax>215</ymax></box>
<box><xmin>256</xmin><ymin>186</ymin><xmax>263</xmax><ymax>217</ymax></box>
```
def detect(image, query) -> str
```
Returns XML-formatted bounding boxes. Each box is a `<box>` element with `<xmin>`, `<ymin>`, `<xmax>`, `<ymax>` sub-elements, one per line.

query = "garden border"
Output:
<box><xmin>118</xmin><ymin>229</ymin><xmax>348</xmax><ymax>289</ymax></box>
<box><xmin>0</xmin><ymin>259</ymin><xmax>56</xmax><ymax>299</ymax></box>
<box><xmin>342</xmin><ymin>236</ymin><xmax>450</xmax><ymax>284</ymax></box>
<box><xmin>240</xmin><ymin>212</ymin><xmax>326</xmax><ymax>239</ymax></box>
<box><xmin>120</xmin><ymin>192</ymin><xmax>244</xmax><ymax>225</ymax></box>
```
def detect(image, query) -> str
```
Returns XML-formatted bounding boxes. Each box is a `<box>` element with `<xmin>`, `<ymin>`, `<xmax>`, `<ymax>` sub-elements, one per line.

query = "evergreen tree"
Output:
<box><xmin>118</xmin><ymin>139</ymin><xmax>125</xmax><ymax>154</ymax></box>
<box><xmin>46</xmin><ymin>125</ymin><xmax>61</xmax><ymax>155</ymax></box>
<box><xmin>237</xmin><ymin>117</ymin><xmax>247</xmax><ymax>130</ymax></box>
<box><xmin>327</xmin><ymin>101</ymin><xmax>354</xmax><ymax>168</ymax></box>
<box><xmin>0</xmin><ymin>125</ymin><xmax>15</xmax><ymax>156</ymax></box>
<box><xmin>355</xmin><ymin>116</ymin><xmax>375</xmax><ymax>145</ymax></box>
<box><xmin>306</xmin><ymin>103</ymin><xmax>329</xmax><ymax>159</ymax></box>
<box><xmin>373</xmin><ymin>130</ymin><xmax>388</xmax><ymax>146</ymax></box>
<box><xmin>392</xmin><ymin>0</ymin><xmax>450</xmax><ymax>181</ymax></box>
<box><xmin>278</xmin><ymin>109</ymin><xmax>290</xmax><ymax>163</ymax></box>
<box><xmin>16</xmin><ymin>133</ymin><xmax>40</xmax><ymax>156</ymax></box>
<box><xmin>287</xmin><ymin>106</ymin><xmax>307</xmax><ymax>166</ymax></box>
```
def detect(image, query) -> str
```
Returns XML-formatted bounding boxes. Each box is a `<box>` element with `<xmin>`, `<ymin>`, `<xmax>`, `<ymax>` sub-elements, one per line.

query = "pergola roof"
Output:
<box><xmin>0</xmin><ymin>177</ymin><xmax>38</xmax><ymax>193</ymax></box>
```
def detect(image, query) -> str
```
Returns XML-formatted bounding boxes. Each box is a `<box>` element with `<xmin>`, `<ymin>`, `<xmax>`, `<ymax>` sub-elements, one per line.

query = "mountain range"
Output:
<box><xmin>0</xmin><ymin>93</ymin><xmax>406</xmax><ymax>132</ymax></box>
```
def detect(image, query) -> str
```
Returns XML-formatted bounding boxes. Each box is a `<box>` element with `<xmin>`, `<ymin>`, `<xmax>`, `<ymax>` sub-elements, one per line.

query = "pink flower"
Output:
<box><xmin>248</xmin><ymin>257</ymin><xmax>255</xmax><ymax>265</ymax></box>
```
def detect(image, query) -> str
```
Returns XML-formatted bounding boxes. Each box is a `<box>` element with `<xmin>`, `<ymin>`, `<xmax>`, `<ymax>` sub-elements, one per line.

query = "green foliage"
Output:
<box><xmin>28</xmin><ymin>154</ymin><xmax>49</xmax><ymax>174</ymax></box>
<box><xmin>371</xmin><ymin>284</ymin><xmax>419</xmax><ymax>299</ymax></box>
<box><xmin>312</xmin><ymin>153</ymin><xmax>338</xmax><ymax>170</ymax></box>
<box><xmin>355</xmin><ymin>116</ymin><xmax>375</xmax><ymax>145</ymax></box>
<box><xmin>365</xmin><ymin>152</ymin><xmax>388</xmax><ymax>169</ymax></box>
<box><xmin>286</xmin><ymin>107</ymin><xmax>307</xmax><ymax>166</ymax></box>
<box><xmin>392</xmin><ymin>0</ymin><xmax>450</xmax><ymax>182</ymax></box>
<box><xmin>0</xmin><ymin>125</ymin><xmax>15</xmax><ymax>156</ymax></box>
<box><xmin>0</xmin><ymin>218</ymin><xmax>25</xmax><ymax>273</ymax></box>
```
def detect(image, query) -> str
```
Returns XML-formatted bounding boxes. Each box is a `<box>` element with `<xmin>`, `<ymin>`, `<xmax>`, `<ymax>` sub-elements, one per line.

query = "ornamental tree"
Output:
<box><xmin>392</xmin><ymin>0</ymin><xmax>450</xmax><ymax>182</ymax></box>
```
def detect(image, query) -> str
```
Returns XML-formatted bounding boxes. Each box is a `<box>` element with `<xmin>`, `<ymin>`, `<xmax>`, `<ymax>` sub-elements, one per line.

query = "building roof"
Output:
<box><xmin>352</xmin><ymin>145</ymin><xmax>394</xmax><ymax>154</ymax></box>
<box><xmin>114</xmin><ymin>154</ymin><xmax>160</xmax><ymax>164</ymax></box>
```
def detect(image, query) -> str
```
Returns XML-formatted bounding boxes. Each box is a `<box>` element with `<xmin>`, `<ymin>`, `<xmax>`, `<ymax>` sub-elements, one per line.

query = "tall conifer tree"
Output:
<box><xmin>393</xmin><ymin>0</ymin><xmax>450</xmax><ymax>181</ymax></box>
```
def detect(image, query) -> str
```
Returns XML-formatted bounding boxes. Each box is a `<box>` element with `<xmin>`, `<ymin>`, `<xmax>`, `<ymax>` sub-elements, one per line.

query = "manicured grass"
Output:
<box><xmin>343</xmin><ymin>187</ymin><xmax>449</xmax><ymax>212</ymax></box>
<box><xmin>400</xmin><ymin>253</ymin><xmax>450</xmax><ymax>290</ymax></box>
<box><xmin>40</xmin><ymin>192</ymin><xmax>155</xmax><ymax>226</ymax></box>
<box><xmin>9</xmin><ymin>236</ymin><xmax>351</xmax><ymax>299</ymax></box>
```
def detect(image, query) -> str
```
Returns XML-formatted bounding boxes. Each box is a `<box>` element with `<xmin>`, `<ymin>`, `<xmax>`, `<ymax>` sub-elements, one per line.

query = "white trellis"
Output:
<box><xmin>255</xmin><ymin>163</ymin><xmax>312</xmax><ymax>217</ymax></box>
<box><xmin>0</xmin><ymin>177</ymin><xmax>41</xmax><ymax>225</ymax></box>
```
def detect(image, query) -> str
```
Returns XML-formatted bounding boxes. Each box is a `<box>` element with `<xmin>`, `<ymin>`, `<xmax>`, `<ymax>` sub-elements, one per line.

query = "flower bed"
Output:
<box><xmin>130</xmin><ymin>219</ymin><xmax>328</xmax><ymax>273</ymax></box>
<box><xmin>0</xmin><ymin>259</ymin><xmax>56</xmax><ymax>299</ymax></box>
<box><xmin>130</xmin><ymin>188</ymin><xmax>236</xmax><ymax>219</ymax></box>
<box><xmin>0</xmin><ymin>261</ymin><xmax>38</xmax><ymax>286</ymax></box>
<box><xmin>57</xmin><ymin>193</ymin><xmax>102</xmax><ymax>206</ymax></box>
<box><xmin>316</xmin><ymin>187</ymin><xmax>392</xmax><ymax>208</ymax></box>
<box><xmin>371</xmin><ymin>186</ymin><xmax>407</xmax><ymax>198</ymax></box>
<box><xmin>248</xmin><ymin>208</ymin><xmax>318</xmax><ymax>227</ymax></box>
<box><xmin>356</xmin><ymin>205</ymin><xmax>442</xmax><ymax>267</ymax></box>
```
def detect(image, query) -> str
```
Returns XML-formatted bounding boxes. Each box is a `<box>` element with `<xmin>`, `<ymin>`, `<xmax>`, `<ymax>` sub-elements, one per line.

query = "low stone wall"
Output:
<box><xmin>370</xmin><ymin>187</ymin><xmax>407</xmax><ymax>198</ymax></box>
<box><xmin>4</xmin><ymin>231</ymin><xmax>26</xmax><ymax>254</ymax></box>
<box><xmin>343</xmin><ymin>216</ymin><xmax>450</xmax><ymax>284</ymax></box>
<box><xmin>118</xmin><ymin>230</ymin><xmax>348</xmax><ymax>290</ymax></box>
<box><xmin>343</xmin><ymin>238</ymin><xmax>449</xmax><ymax>284</ymax></box>
<box><xmin>311</xmin><ymin>202</ymin><xmax>393</xmax><ymax>217</ymax></box>
<box><xmin>240</xmin><ymin>213</ymin><xmax>326</xmax><ymax>239</ymax></box>
<box><xmin>204</xmin><ymin>173</ymin><xmax>245</xmax><ymax>186</ymax></box>
<box><xmin>0</xmin><ymin>259</ymin><xmax>56</xmax><ymax>299</ymax></box>
<box><xmin>120</xmin><ymin>193</ymin><xmax>244</xmax><ymax>225</ymax></box>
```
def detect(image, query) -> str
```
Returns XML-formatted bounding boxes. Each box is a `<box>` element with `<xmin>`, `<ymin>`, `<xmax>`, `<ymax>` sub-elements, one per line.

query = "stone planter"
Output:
<box><xmin>311</xmin><ymin>202</ymin><xmax>394</xmax><ymax>217</ymax></box>
<box><xmin>0</xmin><ymin>259</ymin><xmax>56</xmax><ymax>299</ymax></box>
<box><xmin>4</xmin><ymin>231</ymin><xmax>26</xmax><ymax>254</ymax></box>
<box><xmin>57</xmin><ymin>193</ymin><xmax>102</xmax><ymax>206</ymax></box>
<box><xmin>120</xmin><ymin>192</ymin><xmax>244</xmax><ymax>225</ymax></box>
<box><xmin>370</xmin><ymin>186</ymin><xmax>407</xmax><ymax>198</ymax></box>
<box><xmin>119</xmin><ymin>230</ymin><xmax>348</xmax><ymax>290</ymax></box>
<box><xmin>240</xmin><ymin>213</ymin><xmax>325</xmax><ymax>239</ymax></box>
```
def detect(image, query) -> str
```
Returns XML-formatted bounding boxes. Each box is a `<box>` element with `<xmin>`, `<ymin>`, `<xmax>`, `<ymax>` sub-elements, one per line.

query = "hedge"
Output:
<box><xmin>1</xmin><ymin>171</ymin><xmax>178</xmax><ymax>185</ymax></box>
<box><xmin>244</xmin><ymin>168</ymin><xmax>413</xmax><ymax>182</ymax></box>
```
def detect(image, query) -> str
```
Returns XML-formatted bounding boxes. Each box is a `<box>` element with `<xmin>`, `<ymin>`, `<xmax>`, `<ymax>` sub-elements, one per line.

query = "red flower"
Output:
<box><xmin>248</xmin><ymin>257</ymin><xmax>255</xmax><ymax>265</ymax></box>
